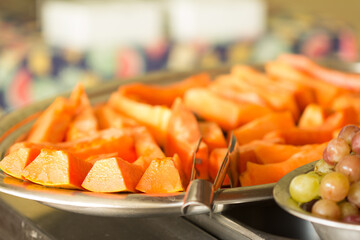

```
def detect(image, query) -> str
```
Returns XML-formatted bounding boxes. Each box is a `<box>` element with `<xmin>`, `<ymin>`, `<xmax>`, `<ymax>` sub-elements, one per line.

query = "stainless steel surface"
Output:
<box><xmin>227</xmin><ymin>132</ymin><xmax>239</xmax><ymax>188</ymax></box>
<box><xmin>0</xmin><ymin>192</ymin><xmax>320</xmax><ymax>240</ymax></box>
<box><xmin>189</xmin><ymin>137</ymin><xmax>203</xmax><ymax>182</ymax></box>
<box><xmin>181</xmin><ymin>179</ymin><xmax>214</xmax><ymax>215</ymax></box>
<box><xmin>0</xmin><ymin>69</ymin><xmax>273</xmax><ymax>217</ymax></box>
<box><xmin>0</xmin><ymin>193</ymin><xmax>216</xmax><ymax>240</ymax></box>
<box><xmin>182</xmin><ymin>134</ymin><xmax>237</xmax><ymax>215</ymax></box>
<box><xmin>188</xmin><ymin>199</ymin><xmax>320</xmax><ymax>240</ymax></box>
<box><xmin>182</xmin><ymin>138</ymin><xmax>212</xmax><ymax>215</ymax></box>
<box><xmin>213</xmin><ymin>133</ymin><xmax>237</xmax><ymax>191</ymax></box>
<box><xmin>274</xmin><ymin>161</ymin><xmax>360</xmax><ymax>240</ymax></box>
<box><xmin>0</xmin><ymin>195</ymin><xmax>52</xmax><ymax>240</ymax></box>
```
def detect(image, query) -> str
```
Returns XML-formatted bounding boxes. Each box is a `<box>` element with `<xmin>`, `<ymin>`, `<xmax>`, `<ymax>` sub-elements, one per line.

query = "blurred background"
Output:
<box><xmin>0</xmin><ymin>0</ymin><xmax>359</xmax><ymax>113</ymax></box>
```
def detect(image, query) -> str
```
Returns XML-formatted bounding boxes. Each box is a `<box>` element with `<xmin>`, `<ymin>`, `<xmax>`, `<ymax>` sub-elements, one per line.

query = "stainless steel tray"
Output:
<box><xmin>0</xmin><ymin>69</ymin><xmax>273</xmax><ymax>217</ymax></box>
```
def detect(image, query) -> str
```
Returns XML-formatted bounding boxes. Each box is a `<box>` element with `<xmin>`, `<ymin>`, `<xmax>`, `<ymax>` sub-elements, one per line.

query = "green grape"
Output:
<box><xmin>307</xmin><ymin>171</ymin><xmax>322</xmax><ymax>181</ymax></box>
<box><xmin>289</xmin><ymin>173</ymin><xmax>320</xmax><ymax>203</ymax></box>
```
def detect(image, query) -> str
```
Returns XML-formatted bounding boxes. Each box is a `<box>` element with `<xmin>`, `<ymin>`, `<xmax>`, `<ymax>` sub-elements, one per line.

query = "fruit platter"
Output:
<box><xmin>0</xmin><ymin>54</ymin><xmax>360</xmax><ymax>217</ymax></box>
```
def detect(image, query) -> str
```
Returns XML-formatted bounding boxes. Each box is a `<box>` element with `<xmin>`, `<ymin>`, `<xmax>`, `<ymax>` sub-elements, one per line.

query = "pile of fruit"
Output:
<box><xmin>290</xmin><ymin>124</ymin><xmax>360</xmax><ymax>224</ymax></box>
<box><xmin>1</xmin><ymin>54</ymin><xmax>360</xmax><ymax>194</ymax></box>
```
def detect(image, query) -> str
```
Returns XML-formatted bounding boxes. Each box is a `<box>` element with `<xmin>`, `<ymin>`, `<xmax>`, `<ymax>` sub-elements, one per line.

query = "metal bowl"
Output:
<box><xmin>0</xmin><ymin>69</ymin><xmax>274</xmax><ymax>217</ymax></box>
<box><xmin>274</xmin><ymin>161</ymin><xmax>360</xmax><ymax>240</ymax></box>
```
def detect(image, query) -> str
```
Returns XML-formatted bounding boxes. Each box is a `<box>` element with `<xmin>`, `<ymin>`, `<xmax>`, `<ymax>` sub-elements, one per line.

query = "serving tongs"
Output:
<box><xmin>181</xmin><ymin>133</ymin><xmax>237</xmax><ymax>215</ymax></box>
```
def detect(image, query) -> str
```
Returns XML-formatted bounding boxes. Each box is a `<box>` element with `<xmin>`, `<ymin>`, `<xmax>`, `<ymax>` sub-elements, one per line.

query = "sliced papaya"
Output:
<box><xmin>94</xmin><ymin>104</ymin><xmax>139</xmax><ymax>130</ymax></box>
<box><xmin>22</xmin><ymin>149</ymin><xmax>92</xmax><ymax>189</ymax></box>
<box><xmin>68</xmin><ymin>128</ymin><xmax>137</xmax><ymax>163</ymax></box>
<box><xmin>264</xmin><ymin>128</ymin><xmax>333</xmax><ymax>145</ymax></box>
<box><xmin>66</xmin><ymin>84</ymin><xmax>98</xmax><ymax>141</ymax></box>
<box><xmin>132</xmin><ymin>127</ymin><xmax>165</xmax><ymax>171</ymax></box>
<box><xmin>265</xmin><ymin>60</ymin><xmax>344</xmax><ymax>107</ymax></box>
<box><xmin>320</xmin><ymin>106</ymin><xmax>358</xmax><ymax>132</ymax></box>
<box><xmin>231</xmin><ymin>65</ymin><xmax>300</xmax><ymax>120</ymax></box>
<box><xmin>237</xmin><ymin>141</ymin><xmax>264</xmax><ymax>173</ymax></box>
<box><xmin>233</xmin><ymin>111</ymin><xmax>295</xmax><ymax>145</ymax></box>
<box><xmin>208</xmin><ymin>148</ymin><xmax>231</xmax><ymax>186</ymax></box>
<box><xmin>119</xmin><ymin>73</ymin><xmax>211</xmax><ymax>107</ymax></box>
<box><xmin>298</xmin><ymin>103</ymin><xmax>327</xmax><ymax>129</ymax></box>
<box><xmin>85</xmin><ymin>153</ymin><xmax>120</xmax><ymax>164</ymax></box>
<box><xmin>66</xmin><ymin>106</ymin><xmax>98</xmax><ymax>141</ymax></box>
<box><xmin>108</xmin><ymin>92</ymin><xmax>171</xmax><ymax>146</ymax></box>
<box><xmin>199</xmin><ymin>121</ymin><xmax>227</xmax><ymax>152</ymax></box>
<box><xmin>240</xmin><ymin>143</ymin><xmax>327</xmax><ymax>186</ymax></box>
<box><xmin>27</xmin><ymin>97</ymin><xmax>75</xmax><ymax>143</ymax></box>
<box><xmin>8</xmin><ymin>141</ymin><xmax>61</xmax><ymax>154</ymax></box>
<box><xmin>0</xmin><ymin>147</ymin><xmax>41</xmax><ymax>179</ymax></box>
<box><xmin>183</xmin><ymin>88</ymin><xmax>272</xmax><ymax>130</ymax></box>
<box><xmin>254</xmin><ymin>143</ymin><xmax>313</xmax><ymax>164</ymax></box>
<box><xmin>82</xmin><ymin>157</ymin><xmax>143</xmax><ymax>192</ymax></box>
<box><xmin>269</xmin><ymin>74</ymin><xmax>315</xmax><ymax>112</ymax></box>
<box><xmin>277</xmin><ymin>53</ymin><xmax>360</xmax><ymax>92</ymax></box>
<box><xmin>165</xmin><ymin>98</ymin><xmax>209</xmax><ymax>180</ymax></box>
<box><xmin>332</xmin><ymin>93</ymin><xmax>360</xmax><ymax>122</ymax></box>
<box><xmin>237</xmin><ymin>138</ymin><xmax>285</xmax><ymax>173</ymax></box>
<box><xmin>135</xmin><ymin>158</ymin><xmax>185</xmax><ymax>193</ymax></box>
<box><xmin>208</xmin><ymin>78</ymin><xmax>269</xmax><ymax>107</ymax></box>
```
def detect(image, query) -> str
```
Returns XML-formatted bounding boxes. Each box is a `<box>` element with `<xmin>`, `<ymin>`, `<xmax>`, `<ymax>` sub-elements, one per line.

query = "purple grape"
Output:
<box><xmin>342</xmin><ymin>215</ymin><xmax>360</xmax><ymax>224</ymax></box>
<box><xmin>301</xmin><ymin>199</ymin><xmax>319</xmax><ymax>213</ymax></box>
<box><xmin>348</xmin><ymin>182</ymin><xmax>360</xmax><ymax>207</ymax></box>
<box><xmin>320</xmin><ymin>172</ymin><xmax>350</xmax><ymax>202</ymax></box>
<box><xmin>336</xmin><ymin>155</ymin><xmax>360</xmax><ymax>182</ymax></box>
<box><xmin>323</xmin><ymin>138</ymin><xmax>351</xmax><ymax>165</ymax></box>
<box><xmin>312</xmin><ymin>199</ymin><xmax>341</xmax><ymax>220</ymax></box>
<box><xmin>338</xmin><ymin>125</ymin><xmax>360</xmax><ymax>145</ymax></box>
<box><xmin>339</xmin><ymin>201</ymin><xmax>359</xmax><ymax>218</ymax></box>
<box><xmin>351</xmin><ymin>131</ymin><xmax>360</xmax><ymax>154</ymax></box>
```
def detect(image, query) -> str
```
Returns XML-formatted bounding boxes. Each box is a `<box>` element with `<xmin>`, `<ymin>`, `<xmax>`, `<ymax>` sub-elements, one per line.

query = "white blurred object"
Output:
<box><xmin>41</xmin><ymin>0</ymin><xmax>164</xmax><ymax>50</ymax></box>
<box><xmin>167</xmin><ymin>0</ymin><xmax>266</xmax><ymax>44</ymax></box>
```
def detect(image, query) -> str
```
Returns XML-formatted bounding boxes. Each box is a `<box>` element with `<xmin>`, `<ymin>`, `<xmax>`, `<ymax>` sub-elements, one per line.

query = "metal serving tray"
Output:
<box><xmin>0</xmin><ymin>69</ymin><xmax>273</xmax><ymax>217</ymax></box>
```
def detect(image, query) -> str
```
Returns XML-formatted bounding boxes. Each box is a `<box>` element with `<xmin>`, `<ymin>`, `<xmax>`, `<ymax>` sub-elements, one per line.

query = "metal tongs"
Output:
<box><xmin>181</xmin><ymin>132</ymin><xmax>238</xmax><ymax>215</ymax></box>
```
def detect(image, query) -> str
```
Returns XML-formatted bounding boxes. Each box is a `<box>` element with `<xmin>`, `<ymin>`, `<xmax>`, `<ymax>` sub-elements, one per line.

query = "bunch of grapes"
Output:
<box><xmin>289</xmin><ymin>125</ymin><xmax>360</xmax><ymax>224</ymax></box>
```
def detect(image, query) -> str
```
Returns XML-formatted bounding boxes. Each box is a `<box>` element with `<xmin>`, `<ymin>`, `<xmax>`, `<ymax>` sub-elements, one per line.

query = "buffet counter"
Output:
<box><xmin>0</xmin><ymin>192</ymin><xmax>320</xmax><ymax>240</ymax></box>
